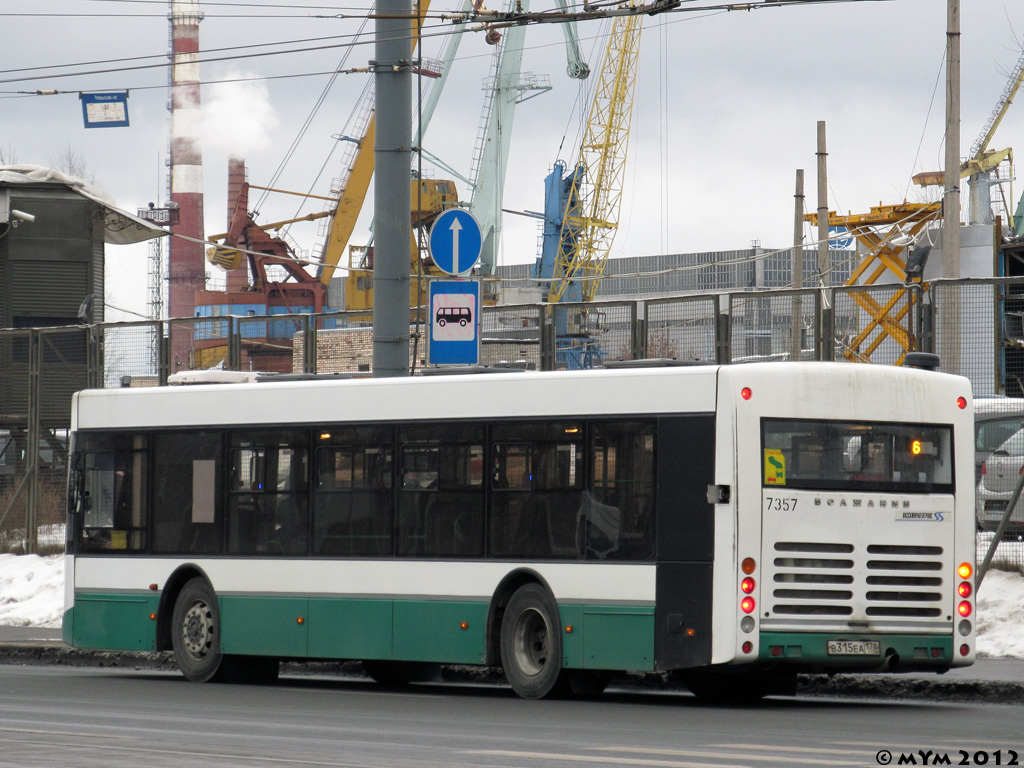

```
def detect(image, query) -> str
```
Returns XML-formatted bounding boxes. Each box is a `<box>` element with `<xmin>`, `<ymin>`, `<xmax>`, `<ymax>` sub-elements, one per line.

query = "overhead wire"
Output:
<box><xmin>256</xmin><ymin>7</ymin><xmax>374</xmax><ymax>213</ymax></box>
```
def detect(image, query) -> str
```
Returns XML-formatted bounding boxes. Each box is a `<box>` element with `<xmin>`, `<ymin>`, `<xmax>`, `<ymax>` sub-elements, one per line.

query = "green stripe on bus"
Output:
<box><xmin>71</xmin><ymin>591</ymin><xmax>656</xmax><ymax>671</ymax></box>
<box><xmin>217</xmin><ymin>596</ymin><xmax>655</xmax><ymax>668</ymax></box>
<box><xmin>69</xmin><ymin>594</ymin><xmax>159</xmax><ymax>651</ymax></box>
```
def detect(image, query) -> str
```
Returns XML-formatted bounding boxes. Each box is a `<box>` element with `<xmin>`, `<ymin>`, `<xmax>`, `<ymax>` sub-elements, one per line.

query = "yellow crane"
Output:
<box><xmin>313</xmin><ymin>0</ymin><xmax>456</xmax><ymax>314</ymax></box>
<box><xmin>913</xmin><ymin>40</ymin><xmax>1024</xmax><ymax>227</ymax></box>
<box><xmin>547</xmin><ymin>11</ymin><xmax>644</xmax><ymax>303</ymax></box>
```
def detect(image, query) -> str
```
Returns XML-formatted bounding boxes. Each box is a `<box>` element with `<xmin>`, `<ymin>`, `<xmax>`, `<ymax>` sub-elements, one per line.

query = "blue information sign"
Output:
<box><xmin>829</xmin><ymin>225</ymin><xmax>853</xmax><ymax>250</ymax></box>
<box><xmin>428</xmin><ymin>280</ymin><xmax>480</xmax><ymax>366</ymax></box>
<box><xmin>80</xmin><ymin>92</ymin><xmax>130</xmax><ymax>128</ymax></box>
<box><xmin>428</xmin><ymin>209</ymin><xmax>482</xmax><ymax>276</ymax></box>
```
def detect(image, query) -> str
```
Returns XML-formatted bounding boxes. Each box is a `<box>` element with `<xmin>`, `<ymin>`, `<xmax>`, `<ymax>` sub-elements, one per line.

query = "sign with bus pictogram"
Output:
<box><xmin>428</xmin><ymin>279</ymin><xmax>480</xmax><ymax>365</ymax></box>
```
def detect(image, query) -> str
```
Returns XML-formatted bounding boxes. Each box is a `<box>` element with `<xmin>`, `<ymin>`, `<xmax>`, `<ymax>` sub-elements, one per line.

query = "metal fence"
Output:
<box><xmin>5</xmin><ymin>275</ymin><xmax>1024</xmax><ymax>575</ymax></box>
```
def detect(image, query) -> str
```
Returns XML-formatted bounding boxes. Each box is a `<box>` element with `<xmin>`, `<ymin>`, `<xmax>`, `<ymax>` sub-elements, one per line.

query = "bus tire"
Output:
<box><xmin>500</xmin><ymin>584</ymin><xmax>567</xmax><ymax>699</ymax></box>
<box><xmin>171</xmin><ymin>577</ymin><xmax>225</xmax><ymax>683</ymax></box>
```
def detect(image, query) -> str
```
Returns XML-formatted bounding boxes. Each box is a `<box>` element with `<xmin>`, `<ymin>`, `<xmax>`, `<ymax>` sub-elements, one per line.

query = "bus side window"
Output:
<box><xmin>227</xmin><ymin>431</ymin><xmax>309</xmax><ymax>556</ymax></box>
<box><xmin>152</xmin><ymin>432</ymin><xmax>223</xmax><ymax>555</ymax></box>
<box><xmin>77</xmin><ymin>435</ymin><xmax>148</xmax><ymax>553</ymax></box>
<box><xmin>588</xmin><ymin>422</ymin><xmax>655</xmax><ymax>561</ymax></box>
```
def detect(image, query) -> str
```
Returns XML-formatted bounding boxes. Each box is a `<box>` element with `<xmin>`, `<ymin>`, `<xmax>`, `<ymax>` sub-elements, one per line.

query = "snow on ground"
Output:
<box><xmin>0</xmin><ymin>554</ymin><xmax>1021</xmax><ymax>659</ymax></box>
<box><xmin>0</xmin><ymin>554</ymin><xmax>65</xmax><ymax>628</ymax></box>
<box><xmin>975</xmin><ymin>569</ymin><xmax>1024</xmax><ymax>659</ymax></box>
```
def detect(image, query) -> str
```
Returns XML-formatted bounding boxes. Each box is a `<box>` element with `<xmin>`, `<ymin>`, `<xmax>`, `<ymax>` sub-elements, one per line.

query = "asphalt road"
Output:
<box><xmin>0</xmin><ymin>664</ymin><xmax>1022</xmax><ymax>768</ymax></box>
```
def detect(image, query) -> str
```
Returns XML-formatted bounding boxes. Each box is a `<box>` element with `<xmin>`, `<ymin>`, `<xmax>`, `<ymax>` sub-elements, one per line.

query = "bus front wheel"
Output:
<box><xmin>171</xmin><ymin>578</ymin><xmax>225</xmax><ymax>683</ymax></box>
<box><xmin>500</xmin><ymin>584</ymin><xmax>567</xmax><ymax>699</ymax></box>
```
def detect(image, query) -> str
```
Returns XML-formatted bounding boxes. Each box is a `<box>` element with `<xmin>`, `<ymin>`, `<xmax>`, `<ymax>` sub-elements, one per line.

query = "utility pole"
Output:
<box><xmin>791</xmin><ymin>168</ymin><xmax>805</xmax><ymax>361</ymax></box>
<box><xmin>816</xmin><ymin>121</ymin><xmax>829</xmax><ymax>287</ymax></box>
<box><xmin>943</xmin><ymin>0</ymin><xmax>961</xmax><ymax>373</ymax></box>
<box><xmin>372</xmin><ymin>0</ymin><xmax>413</xmax><ymax>377</ymax></box>
<box><xmin>944</xmin><ymin>0</ymin><xmax>961</xmax><ymax>279</ymax></box>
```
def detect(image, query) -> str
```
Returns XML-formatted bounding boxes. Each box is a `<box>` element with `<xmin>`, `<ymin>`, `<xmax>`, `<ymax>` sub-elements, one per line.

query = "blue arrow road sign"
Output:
<box><xmin>429</xmin><ymin>209</ymin><xmax>482</xmax><ymax>276</ymax></box>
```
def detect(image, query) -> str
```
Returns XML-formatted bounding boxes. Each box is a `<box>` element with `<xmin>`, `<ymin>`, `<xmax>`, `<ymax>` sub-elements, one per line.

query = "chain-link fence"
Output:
<box><xmin>7</xmin><ymin>276</ymin><xmax>1024</xmax><ymax>572</ymax></box>
<box><xmin>0</xmin><ymin>327</ymin><xmax>84</xmax><ymax>554</ymax></box>
<box><xmin>645</xmin><ymin>294</ymin><xmax>721</xmax><ymax>363</ymax></box>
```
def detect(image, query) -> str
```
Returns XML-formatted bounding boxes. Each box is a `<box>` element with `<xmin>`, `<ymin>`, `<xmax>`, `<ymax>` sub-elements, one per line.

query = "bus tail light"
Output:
<box><xmin>957</xmin><ymin>396</ymin><xmax>967</xmax><ymax>410</ymax></box>
<box><xmin>741</xmin><ymin>387</ymin><xmax>753</xmax><ymax>401</ymax></box>
<box><xmin>742</xmin><ymin>641</ymin><xmax>754</xmax><ymax>654</ymax></box>
<box><xmin>957</xmin><ymin>601</ymin><xmax>972</xmax><ymax>617</ymax></box>
<box><xmin>741</xmin><ymin>577</ymin><xmax>756</xmax><ymax>594</ymax></box>
<box><xmin>740</xmin><ymin>596</ymin><xmax>756</xmax><ymax>614</ymax></box>
<box><xmin>960</xmin><ymin>644</ymin><xmax>971</xmax><ymax>657</ymax></box>
<box><xmin>958</xmin><ymin>582</ymin><xmax>972</xmax><ymax>598</ymax></box>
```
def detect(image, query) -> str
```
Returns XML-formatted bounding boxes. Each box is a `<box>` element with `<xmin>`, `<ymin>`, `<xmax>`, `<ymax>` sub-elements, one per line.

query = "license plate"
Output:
<box><xmin>827</xmin><ymin>640</ymin><xmax>881</xmax><ymax>656</ymax></box>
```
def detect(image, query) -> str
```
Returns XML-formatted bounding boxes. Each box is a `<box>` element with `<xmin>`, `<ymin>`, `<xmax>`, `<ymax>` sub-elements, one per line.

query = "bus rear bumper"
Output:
<box><xmin>758</xmin><ymin>632</ymin><xmax>960</xmax><ymax>673</ymax></box>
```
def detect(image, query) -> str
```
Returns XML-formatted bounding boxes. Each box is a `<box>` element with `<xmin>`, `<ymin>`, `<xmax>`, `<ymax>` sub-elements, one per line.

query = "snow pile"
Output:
<box><xmin>0</xmin><ymin>555</ymin><xmax>1021</xmax><ymax>659</ymax></box>
<box><xmin>975</xmin><ymin>568</ymin><xmax>1024</xmax><ymax>659</ymax></box>
<box><xmin>0</xmin><ymin>554</ymin><xmax>64</xmax><ymax>627</ymax></box>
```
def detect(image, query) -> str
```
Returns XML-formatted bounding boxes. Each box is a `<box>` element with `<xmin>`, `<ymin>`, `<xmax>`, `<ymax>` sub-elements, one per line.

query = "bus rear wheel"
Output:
<box><xmin>172</xmin><ymin>577</ymin><xmax>224</xmax><ymax>683</ymax></box>
<box><xmin>500</xmin><ymin>584</ymin><xmax>567</xmax><ymax>699</ymax></box>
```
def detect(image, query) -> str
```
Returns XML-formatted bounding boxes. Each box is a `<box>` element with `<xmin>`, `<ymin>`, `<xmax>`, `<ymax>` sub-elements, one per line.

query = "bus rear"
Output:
<box><xmin>716</xmin><ymin>363</ymin><xmax>976</xmax><ymax>674</ymax></box>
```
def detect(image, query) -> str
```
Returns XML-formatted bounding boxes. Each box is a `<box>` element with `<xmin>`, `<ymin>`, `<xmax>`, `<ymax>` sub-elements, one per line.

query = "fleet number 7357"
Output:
<box><xmin>765</xmin><ymin>497</ymin><xmax>797</xmax><ymax>511</ymax></box>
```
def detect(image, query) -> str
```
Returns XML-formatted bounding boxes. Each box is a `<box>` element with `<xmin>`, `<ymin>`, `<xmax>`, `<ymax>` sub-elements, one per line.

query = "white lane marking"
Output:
<box><xmin>463</xmin><ymin>750</ymin><xmax>750</xmax><ymax>768</ymax></box>
<box><xmin>592</xmin><ymin>747</ymin><xmax>866</xmax><ymax>766</ymax></box>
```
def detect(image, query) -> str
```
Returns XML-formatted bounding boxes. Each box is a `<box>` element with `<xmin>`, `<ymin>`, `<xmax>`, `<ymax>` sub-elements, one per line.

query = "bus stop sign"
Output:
<box><xmin>428</xmin><ymin>280</ymin><xmax>480</xmax><ymax>365</ymax></box>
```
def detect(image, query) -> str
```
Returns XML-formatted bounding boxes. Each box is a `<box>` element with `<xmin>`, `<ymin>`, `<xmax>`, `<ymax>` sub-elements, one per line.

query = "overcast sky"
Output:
<box><xmin>3</xmin><ymin>0</ymin><xmax>1023</xmax><ymax>319</ymax></box>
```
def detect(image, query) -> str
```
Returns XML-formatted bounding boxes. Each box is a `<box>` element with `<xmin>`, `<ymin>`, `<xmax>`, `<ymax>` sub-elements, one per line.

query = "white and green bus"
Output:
<box><xmin>62</xmin><ymin>362</ymin><xmax>977</xmax><ymax>699</ymax></box>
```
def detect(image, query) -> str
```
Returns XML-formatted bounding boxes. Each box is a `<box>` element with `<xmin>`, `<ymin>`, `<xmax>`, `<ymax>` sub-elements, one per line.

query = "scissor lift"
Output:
<box><xmin>806</xmin><ymin>202</ymin><xmax>941</xmax><ymax>364</ymax></box>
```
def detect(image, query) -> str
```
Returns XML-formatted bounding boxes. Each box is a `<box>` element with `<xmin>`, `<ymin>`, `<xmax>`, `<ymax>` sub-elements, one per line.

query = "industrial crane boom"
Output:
<box><xmin>913</xmin><ymin>39</ymin><xmax>1024</xmax><ymax>228</ymax></box>
<box><xmin>547</xmin><ymin>11</ymin><xmax>644</xmax><ymax>303</ymax></box>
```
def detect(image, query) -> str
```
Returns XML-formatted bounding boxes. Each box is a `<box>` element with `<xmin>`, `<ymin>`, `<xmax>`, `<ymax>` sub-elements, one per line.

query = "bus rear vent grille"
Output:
<box><xmin>769</xmin><ymin>542</ymin><xmax>946</xmax><ymax>619</ymax></box>
<box><xmin>863</xmin><ymin>544</ymin><xmax>944</xmax><ymax>618</ymax></box>
<box><xmin>771</xmin><ymin>542</ymin><xmax>854</xmax><ymax>616</ymax></box>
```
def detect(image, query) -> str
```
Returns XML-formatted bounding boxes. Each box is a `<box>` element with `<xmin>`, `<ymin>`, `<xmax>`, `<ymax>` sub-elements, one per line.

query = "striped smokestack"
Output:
<box><xmin>168</xmin><ymin>0</ymin><xmax>205</xmax><ymax>369</ymax></box>
<box><xmin>226</xmin><ymin>157</ymin><xmax>249</xmax><ymax>292</ymax></box>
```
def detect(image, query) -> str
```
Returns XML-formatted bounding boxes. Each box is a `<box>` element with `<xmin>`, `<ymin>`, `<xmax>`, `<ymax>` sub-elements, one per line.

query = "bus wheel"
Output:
<box><xmin>500</xmin><ymin>584</ymin><xmax>567</xmax><ymax>699</ymax></box>
<box><xmin>172</xmin><ymin>578</ymin><xmax>224</xmax><ymax>683</ymax></box>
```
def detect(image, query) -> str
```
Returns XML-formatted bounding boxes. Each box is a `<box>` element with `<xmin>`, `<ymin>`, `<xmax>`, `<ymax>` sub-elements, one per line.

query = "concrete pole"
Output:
<box><xmin>943</xmin><ymin>0</ymin><xmax>961</xmax><ymax>280</ymax></box>
<box><xmin>943</xmin><ymin>0</ymin><xmax>961</xmax><ymax>374</ymax></box>
<box><xmin>373</xmin><ymin>0</ymin><xmax>413</xmax><ymax>377</ymax></box>
<box><xmin>816</xmin><ymin>121</ymin><xmax>830</xmax><ymax>287</ymax></box>
<box><xmin>791</xmin><ymin>169</ymin><xmax>805</xmax><ymax>361</ymax></box>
